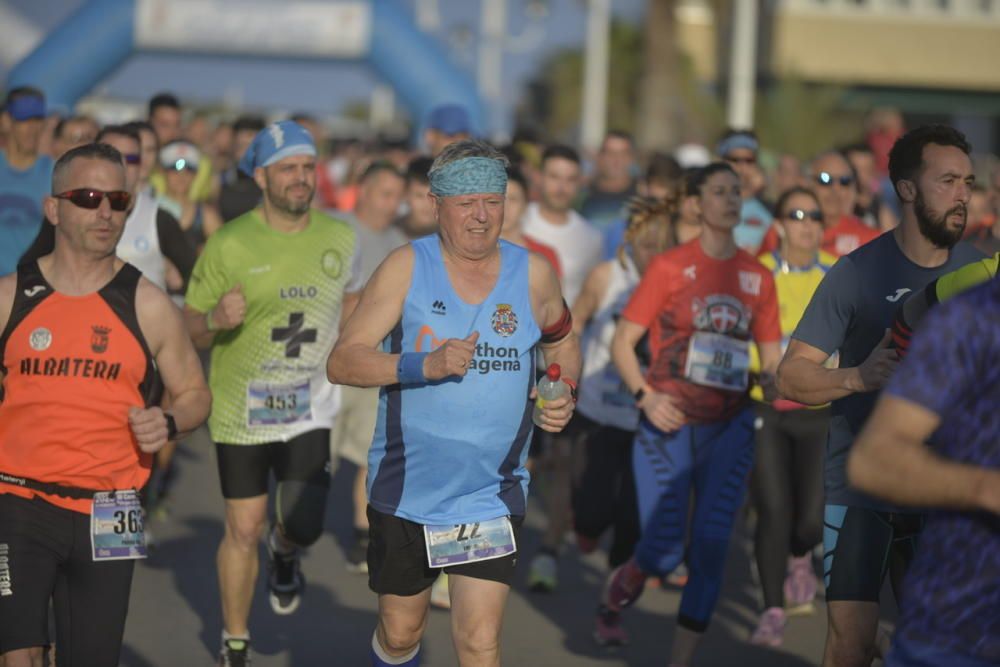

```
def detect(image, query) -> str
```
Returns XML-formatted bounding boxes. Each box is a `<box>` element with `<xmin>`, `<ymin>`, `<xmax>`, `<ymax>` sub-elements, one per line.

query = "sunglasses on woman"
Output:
<box><xmin>815</xmin><ymin>172</ymin><xmax>854</xmax><ymax>187</ymax></box>
<box><xmin>785</xmin><ymin>208</ymin><xmax>823</xmax><ymax>222</ymax></box>
<box><xmin>53</xmin><ymin>189</ymin><xmax>132</xmax><ymax>212</ymax></box>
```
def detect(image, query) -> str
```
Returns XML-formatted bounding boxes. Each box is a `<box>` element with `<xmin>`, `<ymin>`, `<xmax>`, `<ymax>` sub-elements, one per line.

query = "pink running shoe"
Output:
<box><xmin>593</xmin><ymin>606</ymin><xmax>629</xmax><ymax>647</ymax></box>
<box><xmin>602</xmin><ymin>558</ymin><xmax>647</xmax><ymax>613</ymax></box>
<box><xmin>750</xmin><ymin>607</ymin><xmax>786</xmax><ymax>647</ymax></box>
<box><xmin>784</xmin><ymin>554</ymin><xmax>817</xmax><ymax>615</ymax></box>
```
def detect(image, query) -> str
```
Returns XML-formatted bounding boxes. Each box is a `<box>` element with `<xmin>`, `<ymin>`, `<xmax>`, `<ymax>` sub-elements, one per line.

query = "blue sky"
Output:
<box><xmin>5</xmin><ymin>0</ymin><xmax>646</xmax><ymax>129</ymax></box>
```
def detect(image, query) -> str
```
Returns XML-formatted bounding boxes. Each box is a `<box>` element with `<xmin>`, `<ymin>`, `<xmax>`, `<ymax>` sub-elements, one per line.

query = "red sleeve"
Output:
<box><xmin>622</xmin><ymin>254</ymin><xmax>674</xmax><ymax>327</ymax></box>
<box><xmin>751</xmin><ymin>267</ymin><xmax>782</xmax><ymax>344</ymax></box>
<box><xmin>860</xmin><ymin>224</ymin><xmax>881</xmax><ymax>243</ymax></box>
<box><xmin>758</xmin><ymin>225</ymin><xmax>780</xmax><ymax>256</ymax></box>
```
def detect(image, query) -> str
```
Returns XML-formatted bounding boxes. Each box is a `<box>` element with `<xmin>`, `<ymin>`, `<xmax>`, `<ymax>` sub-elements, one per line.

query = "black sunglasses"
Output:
<box><xmin>815</xmin><ymin>172</ymin><xmax>854</xmax><ymax>187</ymax></box>
<box><xmin>123</xmin><ymin>153</ymin><xmax>141</xmax><ymax>165</ymax></box>
<box><xmin>53</xmin><ymin>189</ymin><xmax>132</xmax><ymax>212</ymax></box>
<box><xmin>785</xmin><ymin>208</ymin><xmax>823</xmax><ymax>222</ymax></box>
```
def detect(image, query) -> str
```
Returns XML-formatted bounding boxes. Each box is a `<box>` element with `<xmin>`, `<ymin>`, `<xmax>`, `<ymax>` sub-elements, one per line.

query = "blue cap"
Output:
<box><xmin>6</xmin><ymin>95</ymin><xmax>46</xmax><ymax>121</ymax></box>
<box><xmin>426</xmin><ymin>104</ymin><xmax>472</xmax><ymax>136</ymax></box>
<box><xmin>239</xmin><ymin>120</ymin><xmax>316</xmax><ymax>176</ymax></box>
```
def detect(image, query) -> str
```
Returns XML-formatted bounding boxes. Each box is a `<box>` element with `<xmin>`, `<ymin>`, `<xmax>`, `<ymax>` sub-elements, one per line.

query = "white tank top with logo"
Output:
<box><xmin>576</xmin><ymin>255</ymin><xmax>641</xmax><ymax>431</ymax></box>
<box><xmin>117</xmin><ymin>188</ymin><xmax>166</xmax><ymax>289</ymax></box>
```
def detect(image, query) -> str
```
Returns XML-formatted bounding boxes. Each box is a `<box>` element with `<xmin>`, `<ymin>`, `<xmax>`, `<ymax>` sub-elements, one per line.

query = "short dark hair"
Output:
<box><xmin>148</xmin><ymin>92</ymin><xmax>181</xmax><ymax>118</ymax></box>
<box><xmin>773</xmin><ymin>186</ymin><xmax>822</xmax><ymax>219</ymax></box>
<box><xmin>405</xmin><ymin>156</ymin><xmax>434</xmax><ymax>186</ymax></box>
<box><xmin>359</xmin><ymin>160</ymin><xmax>403</xmax><ymax>185</ymax></box>
<box><xmin>645</xmin><ymin>153</ymin><xmax>683</xmax><ymax>186</ymax></box>
<box><xmin>603</xmin><ymin>130</ymin><xmax>635</xmax><ymax>149</ymax></box>
<box><xmin>840</xmin><ymin>142</ymin><xmax>873</xmax><ymax>158</ymax></box>
<box><xmin>53</xmin><ymin>115</ymin><xmax>96</xmax><ymax>140</ymax></box>
<box><xmin>505</xmin><ymin>166</ymin><xmax>528</xmax><ymax>194</ymax></box>
<box><xmin>52</xmin><ymin>142</ymin><xmax>125</xmax><ymax>193</ymax></box>
<box><xmin>96</xmin><ymin>124</ymin><xmax>140</xmax><ymax>146</ymax></box>
<box><xmin>541</xmin><ymin>144</ymin><xmax>580</xmax><ymax>167</ymax></box>
<box><xmin>686</xmin><ymin>162</ymin><xmax>737</xmax><ymax>197</ymax></box>
<box><xmin>123</xmin><ymin>120</ymin><xmax>157</xmax><ymax>148</ymax></box>
<box><xmin>4</xmin><ymin>86</ymin><xmax>44</xmax><ymax>109</ymax></box>
<box><xmin>233</xmin><ymin>115</ymin><xmax>266</xmax><ymax>135</ymax></box>
<box><xmin>888</xmin><ymin>125</ymin><xmax>971</xmax><ymax>197</ymax></box>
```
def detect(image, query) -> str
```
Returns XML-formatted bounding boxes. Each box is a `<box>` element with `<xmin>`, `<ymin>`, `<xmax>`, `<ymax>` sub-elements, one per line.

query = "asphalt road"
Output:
<box><xmin>118</xmin><ymin>426</ymin><xmax>878</xmax><ymax>666</ymax></box>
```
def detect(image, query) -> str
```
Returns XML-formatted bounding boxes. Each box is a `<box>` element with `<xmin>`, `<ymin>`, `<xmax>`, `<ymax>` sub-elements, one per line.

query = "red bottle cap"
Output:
<box><xmin>546</xmin><ymin>363</ymin><xmax>561</xmax><ymax>381</ymax></box>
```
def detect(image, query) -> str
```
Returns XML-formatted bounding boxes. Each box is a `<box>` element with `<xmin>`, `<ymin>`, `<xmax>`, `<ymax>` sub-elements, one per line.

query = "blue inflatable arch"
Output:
<box><xmin>7</xmin><ymin>0</ymin><xmax>485</xmax><ymax>134</ymax></box>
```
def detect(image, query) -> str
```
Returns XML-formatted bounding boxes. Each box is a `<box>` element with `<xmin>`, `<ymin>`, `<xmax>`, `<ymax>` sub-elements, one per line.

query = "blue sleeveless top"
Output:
<box><xmin>367</xmin><ymin>237</ymin><xmax>541</xmax><ymax>525</ymax></box>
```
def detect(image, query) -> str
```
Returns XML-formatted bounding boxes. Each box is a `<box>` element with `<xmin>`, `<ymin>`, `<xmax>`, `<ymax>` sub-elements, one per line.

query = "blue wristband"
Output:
<box><xmin>397</xmin><ymin>352</ymin><xmax>428</xmax><ymax>384</ymax></box>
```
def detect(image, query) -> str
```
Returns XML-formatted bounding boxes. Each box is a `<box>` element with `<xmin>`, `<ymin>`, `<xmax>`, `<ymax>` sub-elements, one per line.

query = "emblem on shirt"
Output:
<box><xmin>321</xmin><ymin>249</ymin><xmax>342</xmax><ymax>279</ymax></box>
<box><xmin>692</xmin><ymin>295</ymin><xmax>750</xmax><ymax>336</ymax></box>
<box><xmin>885</xmin><ymin>288</ymin><xmax>911</xmax><ymax>303</ymax></box>
<box><xmin>491</xmin><ymin>304</ymin><xmax>518</xmax><ymax>338</ymax></box>
<box><xmin>23</xmin><ymin>285</ymin><xmax>45</xmax><ymax>298</ymax></box>
<box><xmin>683</xmin><ymin>265</ymin><xmax>697</xmax><ymax>281</ymax></box>
<box><xmin>738</xmin><ymin>271</ymin><xmax>762</xmax><ymax>297</ymax></box>
<box><xmin>431</xmin><ymin>300</ymin><xmax>447</xmax><ymax>316</ymax></box>
<box><xmin>28</xmin><ymin>327</ymin><xmax>52</xmax><ymax>351</ymax></box>
<box><xmin>91</xmin><ymin>326</ymin><xmax>111</xmax><ymax>354</ymax></box>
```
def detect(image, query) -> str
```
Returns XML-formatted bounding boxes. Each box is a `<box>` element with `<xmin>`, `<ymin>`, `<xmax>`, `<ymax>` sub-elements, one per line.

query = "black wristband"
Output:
<box><xmin>165</xmin><ymin>413</ymin><xmax>178</xmax><ymax>441</ymax></box>
<box><xmin>633</xmin><ymin>387</ymin><xmax>646</xmax><ymax>403</ymax></box>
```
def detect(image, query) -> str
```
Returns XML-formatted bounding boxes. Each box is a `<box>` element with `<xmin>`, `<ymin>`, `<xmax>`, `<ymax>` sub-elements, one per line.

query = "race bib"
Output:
<box><xmin>91</xmin><ymin>490</ymin><xmax>147</xmax><ymax>561</ymax></box>
<box><xmin>247</xmin><ymin>379</ymin><xmax>311</xmax><ymax>427</ymax></box>
<box><xmin>424</xmin><ymin>516</ymin><xmax>516</xmax><ymax>568</ymax></box>
<box><xmin>685</xmin><ymin>331</ymin><xmax>750</xmax><ymax>391</ymax></box>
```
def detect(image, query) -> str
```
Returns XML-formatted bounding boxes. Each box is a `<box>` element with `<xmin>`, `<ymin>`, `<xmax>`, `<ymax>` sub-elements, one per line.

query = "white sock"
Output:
<box><xmin>372</xmin><ymin>631</ymin><xmax>420</xmax><ymax>665</ymax></box>
<box><xmin>222</xmin><ymin>629</ymin><xmax>250</xmax><ymax>644</ymax></box>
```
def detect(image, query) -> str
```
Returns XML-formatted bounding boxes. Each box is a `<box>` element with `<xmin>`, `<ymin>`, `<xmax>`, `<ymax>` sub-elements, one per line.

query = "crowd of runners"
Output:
<box><xmin>0</xmin><ymin>84</ymin><xmax>997</xmax><ymax>667</ymax></box>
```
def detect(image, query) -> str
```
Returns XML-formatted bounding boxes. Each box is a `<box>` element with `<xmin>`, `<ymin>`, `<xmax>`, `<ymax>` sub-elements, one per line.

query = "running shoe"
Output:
<box><xmin>749</xmin><ymin>607</ymin><xmax>786</xmax><ymax>647</ymax></box>
<box><xmin>601</xmin><ymin>557</ymin><xmax>647</xmax><ymax>613</ymax></box>
<box><xmin>430</xmin><ymin>573</ymin><xmax>451</xmax><ymax>610</ymax></box>
<box><xmin>267</xmin><ymin>541</ymin><xmax>304</xmax><ymax>615</ymax></box>
<box><xmin>784</xmin><ymin>554</ymin><xmax>817</xmax><ymax>615</ymax></box>
<box><xmin>593</xmin><ymin>605</ymin><xmax>628</xmax><ymax>647</ymax></box>
<box><xmin>527</xmin><ymin>551</ymin><xmax>558</xmax><ymax>593</ymax></box>
<box><xmin>218</xmin><ymin>638</ymin><xmax>252</xmax><ymax>667</ymax></box>
<box><xmin>346</xmin><ymin>529</ymin><xmax>369</xmax><ymax>574</ymax></box>
<box><xmin>664</xmin><ymin>562</ymin><xmax>689</xmax><ymax>588</ymax></box>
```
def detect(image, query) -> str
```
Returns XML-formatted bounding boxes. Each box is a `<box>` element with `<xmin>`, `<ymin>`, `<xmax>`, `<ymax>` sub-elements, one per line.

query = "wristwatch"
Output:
<box><xmin>165</xmin><ymin>413</ymin><xmax>178</xmax><ymax>441</ymax></box>
<box><xmin>633</xmin><ymin>386</ymin><xmax>646</xmax><ymax>403</ymax></box>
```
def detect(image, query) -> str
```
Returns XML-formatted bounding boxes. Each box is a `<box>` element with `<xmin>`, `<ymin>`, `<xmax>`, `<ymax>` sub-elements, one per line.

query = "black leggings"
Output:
<box><xmin>570</xmin><ymin>413</ymin><xmax>640</xmax><ymax>569</ymax></box>
<box><xmin>750</xmin><ymin>404</ymin><xmax>829</xmax><ymax>609</ymax></box>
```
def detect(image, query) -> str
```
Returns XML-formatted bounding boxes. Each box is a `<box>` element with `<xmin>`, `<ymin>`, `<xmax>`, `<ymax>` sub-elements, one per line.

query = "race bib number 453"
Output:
<box><xmin>247</xmin><ymin>380</ymin><xmax>311</xmax><ymax>427</ymax></box>
<box><xmin>684</xmin><ymin>332</ymin><xmax>750</xmax><ymax>392</ymax></box>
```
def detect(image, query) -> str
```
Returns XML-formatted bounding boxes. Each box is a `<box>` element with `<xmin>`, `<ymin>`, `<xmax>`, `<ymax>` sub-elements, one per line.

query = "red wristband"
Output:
<box><xmin>562</xmin><ymin>377</ymin><xmax>578</xmax><ymax>402</ymax></box>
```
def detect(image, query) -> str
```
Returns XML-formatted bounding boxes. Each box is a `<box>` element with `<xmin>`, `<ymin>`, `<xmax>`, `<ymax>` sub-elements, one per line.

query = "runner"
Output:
<box><xmin>717</xmin><ymin>128</ymin><xmax>773</xmax><ymax>254</ymax></box>
<box><xmin>747</xmin><ymin>187</ymin><xmax>835</xmax><ymax>646</ymax></box>
<box><xmin>0</xmin><ymin>87</ymin><xmax>54</xmax><ymax>277</ymax></box>
<box><xmin>848</xmin><ymin>275</ymin><xmax>999</xmax><ymax>667</ymax></box>
<box><xmin>183</xmin><ymin>121</ymin><xmax>362</xmax><ymax>666</ymax></box>
<box><xmin>777</xmin><ymin>125</ymin><xmax>983</xmax><ymax>667</ymax></box>
<box><xmin>157</xmin><ymin>140</ymin><xmax>223</xmax><ymax>251</ymax></box>
<box><xmin>326</xmin><ymin>139</ymin><xmax>579</xmax><ymax>667</ymax></box>
<box><xmin>571</xmin><ymin>196</ymin><xmax>677</xmax><ymax>646</ymax></box>
<box><xmin>578</xmin><ymin>130</ymin><xmax>638</xmax><ymax>231</ymax></box>
<box><xmin>499</xmin><ymin>165</ymin><xmax>561</xmax><ymax>276</ymax></box>
<box><xmin>600</xmin><ymin>162</ymin><xmax>783</xmax><ymax>666</ymax></box>
<box><xmin>0</xmin><ymin>142</ymin><xmax>210</xmax><ymax>666</ymax></box>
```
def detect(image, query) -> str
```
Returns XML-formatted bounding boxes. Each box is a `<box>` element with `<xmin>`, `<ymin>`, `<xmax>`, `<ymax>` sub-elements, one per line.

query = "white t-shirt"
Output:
<box><xmin>522</xmin><ymin>202</ymin><xmax>603</xmax><ymax>305</ymax></box>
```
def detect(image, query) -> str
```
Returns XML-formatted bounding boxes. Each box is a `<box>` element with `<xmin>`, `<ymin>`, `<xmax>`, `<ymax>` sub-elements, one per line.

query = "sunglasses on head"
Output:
<box><xmin>53</xmin><ymin>189</ymin><xmax>132</xmax><ymax>212</ymax></box>
<box><xmin>815</xmin><ymin>172</ymin><xmax>854</xmax><ymax>187</ymax></box>
<box><xmin>784</xmin><ymin>208</ymin><xmax>823</xmax><ymax>222</ymax></box>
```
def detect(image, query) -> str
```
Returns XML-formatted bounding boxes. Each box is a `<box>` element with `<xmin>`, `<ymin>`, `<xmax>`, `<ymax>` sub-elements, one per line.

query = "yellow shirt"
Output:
<box><xmin>750</xmin><ymin>250</ymin><xmax>837</xmax><ymax>403</ymax></box>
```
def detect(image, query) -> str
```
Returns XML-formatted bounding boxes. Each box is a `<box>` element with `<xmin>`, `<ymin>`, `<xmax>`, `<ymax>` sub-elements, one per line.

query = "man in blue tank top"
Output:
<box><xmin>328</xmin><ymin>140</ymin><xmax>581</xmax><ymax>667</ymax></box>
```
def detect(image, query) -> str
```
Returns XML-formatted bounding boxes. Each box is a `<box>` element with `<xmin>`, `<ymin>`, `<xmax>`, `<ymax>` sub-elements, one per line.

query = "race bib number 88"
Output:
<box><xmin>685</xmin><ymin>332</ymin><xmax>750</xmax><ymax>391</ymax></box>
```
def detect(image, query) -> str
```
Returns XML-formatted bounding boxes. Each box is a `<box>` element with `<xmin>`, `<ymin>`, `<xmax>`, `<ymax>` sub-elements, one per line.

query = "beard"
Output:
<box><xmin>266</xmin><ymin>180</ymin><xmax>313</xmax><ymax>216</ymax></box>
<box><xmin>914</xmin><ymin>189</ymin><xmax>965</xmax><ymax>249</ymax></box>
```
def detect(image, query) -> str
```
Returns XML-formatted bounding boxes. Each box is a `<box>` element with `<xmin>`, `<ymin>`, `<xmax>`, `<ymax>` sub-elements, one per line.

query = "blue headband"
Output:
<box><xmin>7</xmin><ymin>96</ymin><xmax>46</xmax><ymax>121</ymax></box>
<box><xmin>429</xmin><ymin>157</ymin><xmax>507</xmax><ymax>197</ymax></box>
<box><xmin>239</xmin><ymin>120</ymin><xmax>316</xmax><ymax>175</ymax></box>
<box><xmin>717</xmin><ymin>133</ymin><xmax>759</xmax><ymax>157</ymax></box>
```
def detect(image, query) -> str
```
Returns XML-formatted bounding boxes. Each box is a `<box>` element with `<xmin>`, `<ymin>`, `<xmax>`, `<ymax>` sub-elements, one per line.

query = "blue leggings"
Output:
<box><xmin>632</xmin><ymin>409</ymin><xmax>755</xmax><ymax>632</ymax></box>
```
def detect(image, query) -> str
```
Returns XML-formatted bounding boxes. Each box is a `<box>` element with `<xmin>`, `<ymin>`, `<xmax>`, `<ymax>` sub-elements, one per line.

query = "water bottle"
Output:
<box><xmin>533</xmin><ymin>363</ymin><xmax>569</xmax><ymax>427</ymax></box>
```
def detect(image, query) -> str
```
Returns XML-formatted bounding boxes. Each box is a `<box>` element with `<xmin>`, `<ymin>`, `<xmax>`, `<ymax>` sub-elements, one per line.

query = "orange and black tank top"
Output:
<box><xmin>0</xmin><ymin>261</ymin><xmax>162</xmax><ymax>514</ymax></box>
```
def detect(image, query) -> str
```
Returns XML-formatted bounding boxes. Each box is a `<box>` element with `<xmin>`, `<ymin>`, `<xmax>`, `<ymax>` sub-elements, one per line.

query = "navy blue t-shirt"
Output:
<box><xmin>791</xmin><ymin>231</ymin><xmax>984</xmax><ymax>509</ymax></box>
<box><xmin>886</xmin><ymin>278</ymin><xmax>999</xmax><ymax>662</ymax></box>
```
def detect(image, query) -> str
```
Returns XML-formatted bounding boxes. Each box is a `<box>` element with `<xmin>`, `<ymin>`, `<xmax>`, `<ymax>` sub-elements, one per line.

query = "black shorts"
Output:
<box><xmin>366</xmin><ymin>506</ymin><xmax>524</xmax><ymax>597</ymax></box>
<box><xmin>0</xmin><ymin>494</ymin><xmax>135</xmax><ymax>662</ymax></box>
<box><xmin>824</xmin><ymin>504</ymin><xmax>924</xmax><ymax>602</ymax></box>
<box><xmin>215</xmin><ymin>429</ymin><xmax>331</xmax><ymax>499</ymax></box>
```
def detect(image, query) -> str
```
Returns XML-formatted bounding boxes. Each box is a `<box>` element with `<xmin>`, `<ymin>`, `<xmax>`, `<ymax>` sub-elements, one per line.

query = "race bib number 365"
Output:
<box><xmin>91</xmin><ymin>490</ymin><xmax>146</xmax><ymax>561</ymax></box>
<box><xmin>685</xmin><ymin>332</ymin><xmax>750</xmax><ymax>392</ymax></box>
<box><xmin>424</xmin><ymin>516</ymin><xmax>516</xmax><ymax>568</ymax></box>
<box><xmin>247</xmin><ymin>380</ymin><xmax>311</xmax><ymax>427</ymax></box>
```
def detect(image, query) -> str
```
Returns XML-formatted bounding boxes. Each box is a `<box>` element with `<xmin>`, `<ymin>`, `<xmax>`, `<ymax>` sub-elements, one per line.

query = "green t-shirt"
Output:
<box><xmin>186</xmin><ymin>209</ymin><xmax>362</xmax><ymax>444</ymax></box>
